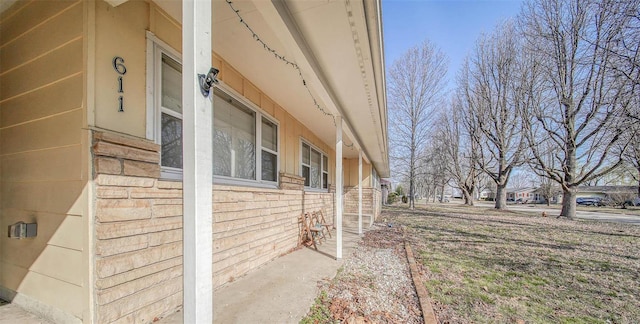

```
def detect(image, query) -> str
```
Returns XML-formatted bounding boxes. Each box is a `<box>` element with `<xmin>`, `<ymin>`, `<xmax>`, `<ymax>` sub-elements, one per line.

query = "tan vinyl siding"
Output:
<box><xmin>0</xmin><ymin>0</ymin><xmax>86</xmax><ymax>320</ymax></box>
<box><xmin>343</xmin><ymin>158</ymin><xmax>372</xmax><ymax>187</ymax></box>
<box><xmin>94</xmin><ymin>0</ymin><xmax>149</xmax><ymax>138</ymax></box>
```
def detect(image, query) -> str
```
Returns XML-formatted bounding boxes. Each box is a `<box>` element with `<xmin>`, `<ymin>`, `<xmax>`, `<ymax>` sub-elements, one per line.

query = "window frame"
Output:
<box><xmin>212</xmin><ymin>84</ymin><xmax>280</xmax><ymax>188</ymax></box>
<box><xmin>372</xmin><ymin>167</ymin><xmax>380</xmax><ymax>189</ymax></box>
<box><xmin>147</xmin><ymin>33</ymin><xmax>183</xmax><ymax>180</ymax></box>
<box><xmin>146</xmin><ymin>32</ymin><xmax>280</xmax><ymax>187</ymax></box>
<box><xmin>300</xmin><ymin>139</ymin><xmax>329</xmax><ymax>192</ymax></box>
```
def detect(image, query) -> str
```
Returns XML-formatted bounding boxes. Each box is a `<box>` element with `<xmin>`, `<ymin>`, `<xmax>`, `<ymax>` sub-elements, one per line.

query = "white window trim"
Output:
<box><xmin>146</xmin><ymin>31</ymin><xmax>181</xmax><ymax>141</ymax></box>
<box><xmin>146</xmin><ymin>32</ymin><xmax>280</xmax><ymax>187</ymax></box>
<box><xmin>372</xmin><ymin>167</ymin><xmax>379</xmax><ymax>189</ymax></box>
<box><xmin>146</xmin><ymin>32</ymin><xmax>182</xmax><ymax>180</ymax></box>
<box><xmin>212</xmin><ymin>83</ymin><xmax>280</xmax><ymax>188</ymax></box>
<box><xmin>300</xmin><ymin>138</ymin><xmax>329</xmax><ymax>192</ymax></box>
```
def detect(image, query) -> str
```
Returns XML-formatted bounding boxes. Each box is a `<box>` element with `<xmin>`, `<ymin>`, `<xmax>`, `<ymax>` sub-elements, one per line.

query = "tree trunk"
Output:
<box><xmin>409</xmin><ymin>176</ymin><xmax>415</xmax><ymax>210</ymax></box>
<box><xmin>560</xmin><ymin>188</ymin><xmax>576</xmax><ymax>220</ymax></box>
<box><xmin>637</xmin><ymin>169</ymin><xmax>640</xmax><ymax>197</ymax></box>
<box><xmin>462</xmin><ymin>189</ymin><xmax>474</xmax><ymax>206</ymax></box>
<box><xmin>494</xmin><ymin>184</ymin><xmax>507</xmax><ymax>209</ymax></box>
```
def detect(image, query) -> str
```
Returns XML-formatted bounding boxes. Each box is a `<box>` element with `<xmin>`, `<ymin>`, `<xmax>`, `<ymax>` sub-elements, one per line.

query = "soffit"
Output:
<box><xmin>282</xmin><ymin>0</ymin><xmax>389</xmax><ymax>176</ymax></box>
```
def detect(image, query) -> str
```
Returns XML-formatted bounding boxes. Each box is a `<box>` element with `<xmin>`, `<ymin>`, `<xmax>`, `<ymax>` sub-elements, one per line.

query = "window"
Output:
<box><xmin>213</xmin><ymin>89</ymin><xmax>256</xmax><ymax>180</ymax></box>
<box><xmin>301</xmin><ymin>141</ymin><xmax>329</xmax><ymax>190</ymax></box>
<box><xmin>148</xmin><ymin>37</ymin><xmax>184</xmax><ymax>180</ymax></box>
<box><xmin>148</xmin><ymin>35</ymin><xmax>278</xmax><ymax>185</ymax></box>
<box><xmin>160</xmin><ymin>54</ymin><xmax>183</xmax><ymax>171</ymax></box>
<box><xmin>372</xmin><ymin>167</ymin><xmax>380</xmax><ymax>189</ymax></box>
<box><xmin>212</xmin><ymin>88</ymin><xmax>278</xmax><ymax>185</ymax></box>
<box><xmin>261</xmin><ymin>118</ymin><xmax>278</xmax><ymax>182</ymax></box>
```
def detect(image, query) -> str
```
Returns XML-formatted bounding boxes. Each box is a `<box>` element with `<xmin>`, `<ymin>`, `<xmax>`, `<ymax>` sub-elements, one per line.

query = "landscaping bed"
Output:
<box><xmin>301</xmin><ymin>224</ymin><xmax>422</xmax><ymax>324</ymax></box>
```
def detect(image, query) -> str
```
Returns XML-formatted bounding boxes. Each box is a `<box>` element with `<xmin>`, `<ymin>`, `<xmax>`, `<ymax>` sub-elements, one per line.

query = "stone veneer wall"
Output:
<box><xmin>372</xmin><ymin>188</ymin><xmax>382</xmax><ymax>221</ymax></box>
<box><xmin>91</xmin><ymin>130</ymin><xmax>335</xmax><ymax>323</ymax></box>
<box><xmin>92</xmin><ymin>131</ymin><xmax>181</xmax><ymax>323</ymax></box>
<box><xmin>342</xmin><ymin>187</ymin><xmax>382</xmax><ymax>226</ymax></box>
<box><xmin>343</xmin><ymin>187</ymin><xmax>375</xmax><ymax>216</ymax></box>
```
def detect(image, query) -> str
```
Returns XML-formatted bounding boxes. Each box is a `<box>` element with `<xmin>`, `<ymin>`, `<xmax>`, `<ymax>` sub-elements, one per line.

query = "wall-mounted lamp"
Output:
<box><xmin>198</xmin><ymin>67</ymin><xmax>219</xmax><ymax>97</ymax></box>
<box><xmin>8</xmin><ymin>222</ymin><xmax>37</xmax><ymax>239</ymax></box>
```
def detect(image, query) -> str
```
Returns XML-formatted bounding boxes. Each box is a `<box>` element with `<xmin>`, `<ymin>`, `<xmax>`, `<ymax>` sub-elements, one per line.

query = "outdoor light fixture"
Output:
<box><xmin>8</xmin><ymin>221</ymin><xmax>37</xmax><ymax>239</ymax></box>
<box><xmin>198</xmin><ymin>67</ymin><xmax>219</xmax><ymax>97</ymax></box>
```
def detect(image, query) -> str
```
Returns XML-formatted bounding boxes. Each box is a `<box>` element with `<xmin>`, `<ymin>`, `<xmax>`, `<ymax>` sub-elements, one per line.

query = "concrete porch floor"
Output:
<box><xmin>162</xmin><ymin>226</ymin><xmax>364</xmax><ymax>324</ymax></box>
<box><xmin>0</xmin><ymin>227</ymin><xmax>363</xmax><ymax>324</ymax></box>
<box><xmin>0</xmin><ymin>304</ymin><xmax>53</xmax><ymax>324</ymax></box>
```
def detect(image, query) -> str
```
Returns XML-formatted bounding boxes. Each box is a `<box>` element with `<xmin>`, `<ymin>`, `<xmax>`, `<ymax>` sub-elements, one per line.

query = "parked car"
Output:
<box><xmin>623</xmin><ymin>197</ymin><xmax>640</xmax><ymax>207</ymax></box>
<box><xmin>576</xmin><ymin>197</ymin><xmax>604</xmax><ymax>207</ymax></box>
<box><xmin>515</xmin><ymin>198</ymin><xmax>527</xmax><ymax>204</ymax></box>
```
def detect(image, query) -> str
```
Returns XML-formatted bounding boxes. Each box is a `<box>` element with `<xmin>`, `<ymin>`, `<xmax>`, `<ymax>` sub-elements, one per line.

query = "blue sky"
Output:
<box><xmin>382</xmin><ymin>0</ymin><xmax>524</xmax><ymax>90</ymax></box>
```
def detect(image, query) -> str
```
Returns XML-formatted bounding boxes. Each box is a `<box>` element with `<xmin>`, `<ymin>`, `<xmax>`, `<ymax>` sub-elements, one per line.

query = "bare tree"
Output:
<box><xmin>509</xmin><ymin>171</ymin><xmax>535</xmax><ymax>189</ymax></box>
<box><xmin>601</xmin><ymin>0</ymin><xmax>640</xmax><ymax>122</ymax></box>
<box><xmin>475</xmin><ymin>173</ymin><xmax>495</xmax><ymax>200</ymax></box>
<box><xmin>462</xmin><ymin>21</ymin><xmax>530</xmax><ymax>209</ymax></box>
<box><xmin>429</xmin><ymin>150</ymin><xmax>447</xmax><ymax>202</ymax></box>
<box><xmin>424</xmin><ymin>140</ymin><xmax>451</xmax><ymax>203</ymax></box>
<box><xmin>582</xmin><ymin>163</ymin><xmax>635</xmax><ymax>186</ymax></box>
<box><xmin>520</xmin><ymin>0</ymin><xmax>636</xmax><ymax>219</ymax></box>
<box><xmin>537</xmin><ymin>177</ymin><xmax>561</xmax><ymax>206</ymax></box>
<box><xmin>436</xmin><ymin>96</ymin><xmax>481</xmax><ymax>205</ymax></box>
<box><xmin>527</xmin><ymin>141</ymin><xmax>562</xmax><ymax>206</ymax></box>
<box><xmin>388</xmin><ymin>40</ymin><xmax>448</xmax><ymax>209</ymax></box>
<box><xmin>622</xmin><ymin>121</ymin><xmax>640</xmax><ymax>197</ymax></box>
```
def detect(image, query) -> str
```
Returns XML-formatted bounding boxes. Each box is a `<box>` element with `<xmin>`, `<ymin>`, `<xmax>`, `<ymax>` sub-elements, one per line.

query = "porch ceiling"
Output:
<box><xmin>281</xmin><ymin>0</ymin><xmax>389</xmax><ymax>176</ymax></box>
<box><xmin>120</xmin><ymin>0</ymin><xmax>389</xmax><ymax>176</ymax></box>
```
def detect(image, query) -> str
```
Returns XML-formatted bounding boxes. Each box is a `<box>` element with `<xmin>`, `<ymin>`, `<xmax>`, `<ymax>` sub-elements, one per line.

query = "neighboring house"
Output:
<box><xmin>507</xmin><ymin>187</ymin><xmax>543</xmax><ymax>203</ymax></box>
<box><xmin>0</xmin><ymin>1</ymin><xmax>388</xmax><ymax>323</ymax></box>
<box><xmin>479</xmin><ymin>188</ymin><xmax>496</xmax><ymax>200</ymax></box>
<box><xmin>532</xmin><ymin>187</ymin><xmax>563</xmax><ymax>204</ymax></box>
<box><xmin>512</xmin><ymin>186</ymin><xmax>637</xmax><ymax>204</ymax></box>
<box><xmin>575</xmin><ymin>186</ymin><xmax>637</xmax><ymax>200</ymax></box>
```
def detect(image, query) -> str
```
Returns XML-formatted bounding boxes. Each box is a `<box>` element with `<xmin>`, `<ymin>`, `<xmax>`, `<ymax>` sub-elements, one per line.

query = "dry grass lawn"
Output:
<box><xmin>388</xmin><ymin>204</ymin><xmax>640</xmax><ymax>323</ymax></box>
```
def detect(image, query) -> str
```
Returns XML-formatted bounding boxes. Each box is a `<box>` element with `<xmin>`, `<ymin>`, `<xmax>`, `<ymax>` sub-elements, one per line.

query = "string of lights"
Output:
<box><xmin>225</xmin><ymin>0</ymin><xmax>336</xmax><ymax>125</ymax></box>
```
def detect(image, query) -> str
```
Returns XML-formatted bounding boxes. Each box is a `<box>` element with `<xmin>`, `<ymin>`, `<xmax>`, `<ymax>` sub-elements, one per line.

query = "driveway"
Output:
<box><xmin>474</xmin><ymin>201</ymin><xmax>640</xmax><ymax>225</ymax></box>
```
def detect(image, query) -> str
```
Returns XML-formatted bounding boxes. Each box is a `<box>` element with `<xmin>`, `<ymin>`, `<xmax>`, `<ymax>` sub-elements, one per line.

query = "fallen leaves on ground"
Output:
<box><xmin>388</xmin><ymin>204</ymin><xmax>640</xmax><ymax>323</ymax></box>
<box><xmin>302</xmin><ymin>224</ymin><xmax>422</xmax><ymax>324</ymax></box>
<box><xmin>304</xmin><ymin>203</ymin><xmax>640</xmax><ymax>323</ymax></box>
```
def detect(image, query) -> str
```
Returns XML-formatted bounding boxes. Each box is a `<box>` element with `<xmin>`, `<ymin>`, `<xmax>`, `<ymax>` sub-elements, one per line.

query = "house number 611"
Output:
<box><xmin>113</xmin><ymin>56</ymin><xmax>127</xmax><ymax>112</ymax></box>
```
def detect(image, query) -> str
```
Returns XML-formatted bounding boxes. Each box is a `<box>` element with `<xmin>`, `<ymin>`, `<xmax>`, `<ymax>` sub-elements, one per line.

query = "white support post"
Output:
<box><xmin>182</xmin><ymin>0</ymin><xmax>213</xmax><ymax>322</ymax></box>
<box><xmin>336</xmin><ymin>116</ymin><xmax>343</xmax><ymax>259</ymax></box>
<box><xmin>358</xmin><ymin>149</ymin><xmax>362</xmax><ymax>235</ymax></box>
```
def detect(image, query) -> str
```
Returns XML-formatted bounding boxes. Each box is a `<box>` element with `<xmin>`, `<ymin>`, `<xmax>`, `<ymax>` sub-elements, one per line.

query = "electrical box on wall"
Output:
<box><xmin>8</xmin><ymin>222</ymin><xmax>37</xmax><ymax>239</ymax></box>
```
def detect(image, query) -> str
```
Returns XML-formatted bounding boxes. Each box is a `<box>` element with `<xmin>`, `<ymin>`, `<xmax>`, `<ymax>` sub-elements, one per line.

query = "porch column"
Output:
<box><xmin>358</xmin><ymin>149</ymin><xmax>362</xmax><ymax>235</ymax></box>
<box><xmin>336</xmin><ymin>116</ymin><xmax>343</xmax><ymax>259</ymax></box>
<box><xmin>182</xmin><ymin>0</ymin><xmax>213</xmax><ymax>322</ymax></box>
